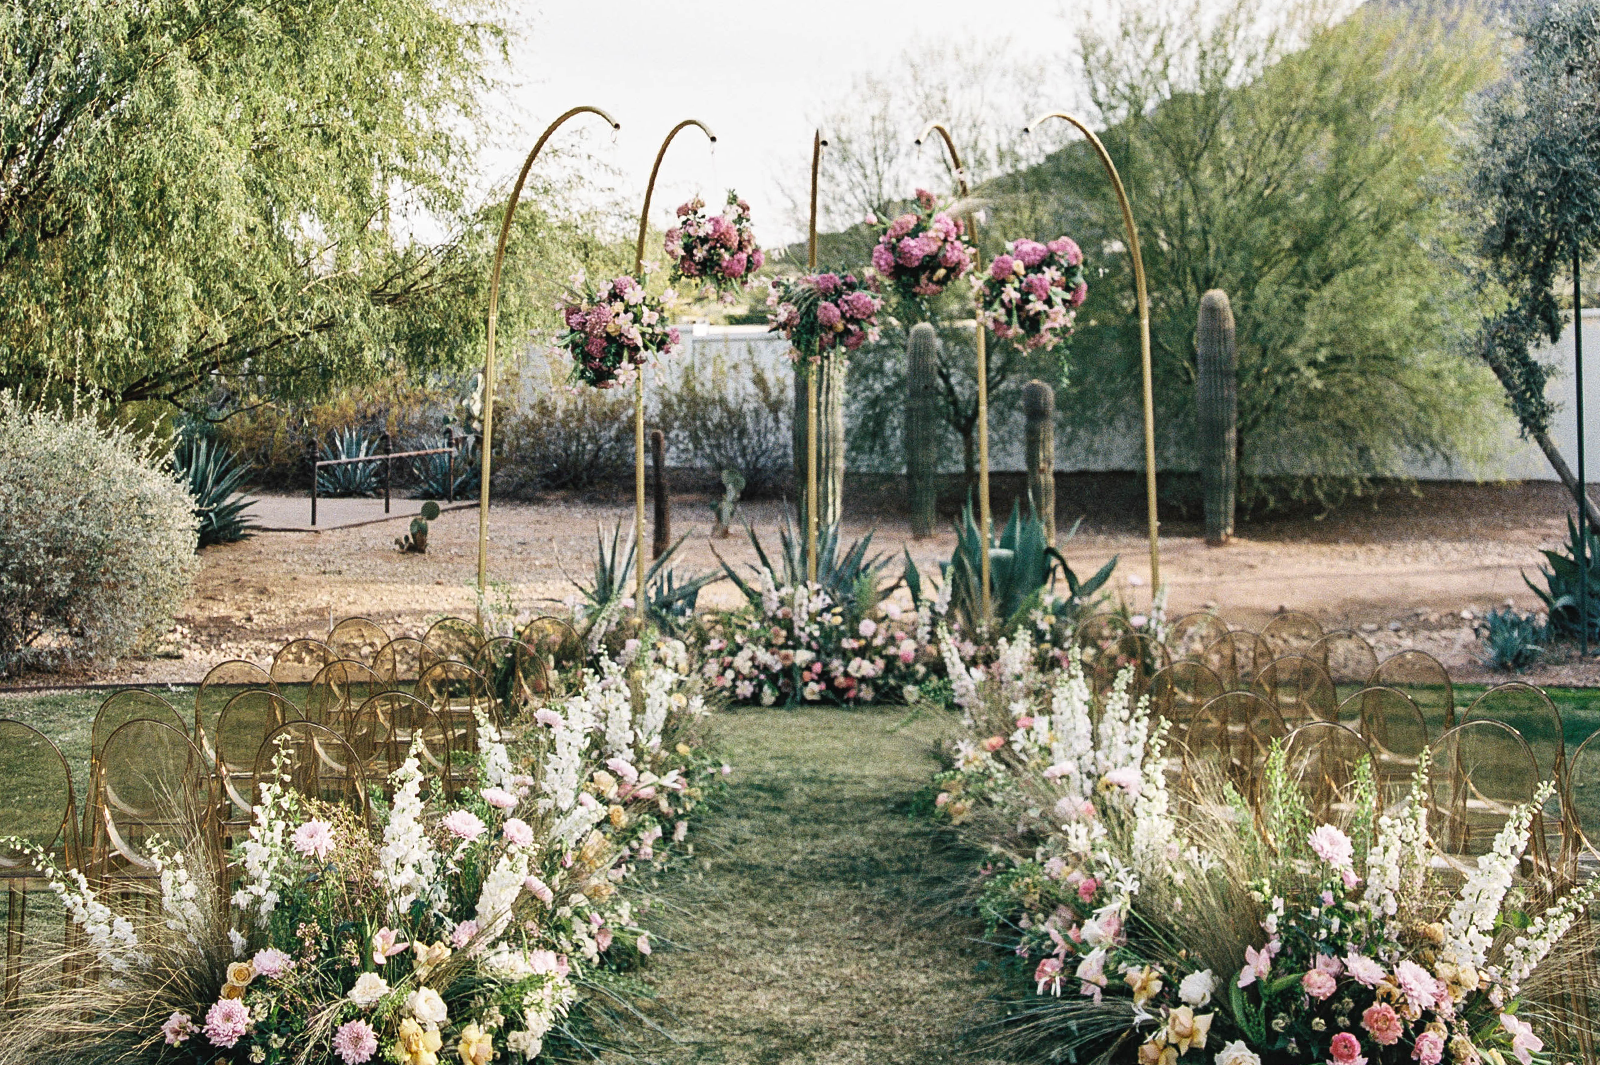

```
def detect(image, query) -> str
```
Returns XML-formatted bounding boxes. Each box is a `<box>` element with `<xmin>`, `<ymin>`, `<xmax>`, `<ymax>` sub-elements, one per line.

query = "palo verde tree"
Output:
<box><xmin>991</xmin><ymin>0</ymin><xmax>1502</xmax><ymax>512</ymax></box>
<box><xmin>0</xmin><ymin>0</ymin><xmax>529</xmax><ymax>414</ymax></box>
<box><xmin>1466</xmin><ymin>0</ymin><xmax>1600</xmax><ymax>526</ymax></box>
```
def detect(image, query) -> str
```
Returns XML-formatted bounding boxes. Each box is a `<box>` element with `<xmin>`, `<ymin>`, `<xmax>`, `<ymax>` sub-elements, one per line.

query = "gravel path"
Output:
<box><xmin>607</xmin><ymin>707</ymin><xmax>1014</xmax><ymax>1065</ymax></box>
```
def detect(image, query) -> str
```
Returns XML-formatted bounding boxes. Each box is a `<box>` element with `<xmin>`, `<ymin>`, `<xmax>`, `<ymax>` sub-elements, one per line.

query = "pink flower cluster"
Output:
<box><xmin>976</xmin><ymin>236</ymin><xmax>1088</xmax><ymax>353</ymax></box>
<box><xmin>767</xmin><ymin>272</ymin><xmax>883</xmax><ymax>362</ymax></box>
<box><xmin>557</xmin><ymin>274</ymin><xmax>679</xmax><ymax>389</ymax></box>
<box><xmin>664</xmin><ymin>191</ymin><xmax>765</xmax><ymax>300</ymax></box>
<box><xmin>869</xmin><ymin>188</ymin><xmax>976</xmax><ymax>300</ymax></box>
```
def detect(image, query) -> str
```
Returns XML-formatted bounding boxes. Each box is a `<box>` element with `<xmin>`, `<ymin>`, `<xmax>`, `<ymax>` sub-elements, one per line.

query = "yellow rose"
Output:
<box><xmin>1140</xmin><ymin>1038</ymin><xmax>1178</xmax><ymax>1065</ymax></box>
<box><xmin>225</xmin><ymin>960</ymin><xmax>255</xmax><ymax>988</ymax></box>
<box><xmin>1125</xmin><ymin>966</ymin><xmax>1164</xmax><ymax>1007</ymax></box>
<box><xmin>220</xmin><ymin>981</ymin><xmax>246</xmax><ymax>1000</ymax></box>
<box><xmin>412</xmin><ymin>940</ymin><xmax>451</xmax><ymax>972</ymax></box>
<box><xmin>608</xmin><ymin>804</ymin><xmax>628</xmax><ymax>829</ymax></box>
<box><xmin>397</xmin><ymin>1019</ymin><xmax>443</xmax><ymax>1065</ymax></box>
<box><xmin>1167</xmin><ymin>1007</ymin><xmax>1212</xmax><ymax>1054</ymax></box>
<box><xmin>458</xmin><ymin>1023</ymin><xmax>494</xmax><ymax>1065</ymax></box>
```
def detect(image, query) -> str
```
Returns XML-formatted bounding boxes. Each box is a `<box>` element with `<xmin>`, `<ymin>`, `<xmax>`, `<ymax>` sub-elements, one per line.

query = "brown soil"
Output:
<box><xmin>12</xmin><ymin>476</ymin><xmax>1597</xmax><ymax>689</ymax></box>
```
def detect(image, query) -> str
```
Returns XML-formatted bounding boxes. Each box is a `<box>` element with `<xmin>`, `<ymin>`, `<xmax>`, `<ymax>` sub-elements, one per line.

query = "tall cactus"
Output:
<box><xmin>1022</xmin><ymin>380</ymin><xmax>1056</xmax><ymax>546</ymax></box>
<box><xmin>793</xmin><ymin>359</ymin><xmax>847</xmax><ymax>533</ymax></box>
<box><xmin>650</xmin><ymin>429</ymin><xmax>669</xmax><ymax>560</ymax></box>
<box><xmin>1196</xmin><ymin>289</ymin><xmax>1238</xmax><ymax>546</ymax></box>
<box><xmin>905</xmin><ymin>323</ymin><xmax>941</xmax><ymax>538</ymax></box>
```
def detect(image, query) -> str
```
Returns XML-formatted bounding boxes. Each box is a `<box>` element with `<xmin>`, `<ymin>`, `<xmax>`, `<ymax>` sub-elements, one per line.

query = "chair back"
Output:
<box><xmin>518</xmin><ymin>616</ymin><xmax>584</xmax><ymax>674</ymax></box>
<box><xmin>1164</xmin><ymin>612</ymin><xmax>1230</xmax><ymax>663</ymax></box>
<box><xmin>327</xmin><ymin>616</ymin><xmax>391</xmax><ymax>665</ymax></box>
<box><xmin>1306</xmin><ymin>629</ymin><xmax>1379</xmax><ymax>686</ymax></box>
<box><xmin>91</xmin><ymin>719</ymin><xmax>210</xmax><ymax>881</ymax></box>
<box><xmin>348</xmin><ymin>693</ymin><xmax>453</xmax><ymax>790</ymax></box>
<box><xmin>1282</xmin><ymin>721</ymin><xmax>1376</xmax><ymax>824</ymax></box>
<box><xmin>374</xmin><ymin>636</ymin><xmax>434</xmax><ymax>689</ymax></box>
<box><xmin>474</xmin><ymin>637</ymin><xmax>552</xmax><ymax>711</ymax></box>
<box><xmin>195</xmin><ymin>660</ymin><xmax>275</xmax><ymax>759</ymax></box>
<box><xmin>305</xmin><ymin>658</ymin><xmax>382</xmax><ymax>732</ymax></box>
<box><xmin>1342</xmin><ymin>685</ymin><xmax>1429</xmax><ymax>806</ymax></box>
<box><xmin>1251</xmin><ymin>655</ymin><xmax>1337</xmax><ymax>729</ymax></box>
<box><xmin>1370</xmin><ymin>650</ymin><xmax>1454</xmax><ymax>736</ymax></box>
<box><xmin>1148</xmin><ymin>661</ymin><xmax>1225</xmax><ymax>731</ymax></box>
<box><xmin>423</xmin><ymin>617</ymin><xmax>487</xmax><ymax>664</ymax></box>
<box><xmin>270</xmin><ymin>638</ymin><xmax>337</xmax><ymax>697</ymax></box>
<box><xmin>1203</xmin><ymin>631</ymin><xmax>1271</xmax><ymax>691</ymax></box>
<box><xmin>1260</xmin><ymin>611</ymin><xmax>1324</xmax><ymax>660</ymax></box>
<box><xmin>215</xmin><ymin>689</ymin><xmax>300</xmax><ymax>818</ymax></box>
<box><xmin>1429</xmin><ymin>720</ymin><xmax>1546</xmax><ymax>872</ymax></box>
<box><xmin>91</xmin><ymin>690</ymin><xmax>187</xmax><ymax>767</ymax></box>
<box><xmin>253</xmin><ymin>722</ymin><xmax>369</xmax><ymax>825</ymax></box>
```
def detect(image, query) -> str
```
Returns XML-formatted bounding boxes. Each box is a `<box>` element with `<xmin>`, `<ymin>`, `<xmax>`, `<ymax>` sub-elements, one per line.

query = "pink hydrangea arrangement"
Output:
<box><xmin>556</xmin><ymin>273</ymin><xmax>679</xmax><ymax>389</ymax></box>
<box><xmin>766</xmin><ymin>271</ymin><xmax>882</xmax><ymax>363</ymax></box>
<box><xmin>664</xmin><ymin>191</ymin><xmax>765</xmax><ymax>300</ymax></box>
<box><xmin>868</xmin><ymin>188</ymin><xmax>977</xmax><ymax>301</ymax></box>
<box><xmin>975</xmin><ymin>236</ymin><xmax>1088</xmax><ymax>352</ymax></box>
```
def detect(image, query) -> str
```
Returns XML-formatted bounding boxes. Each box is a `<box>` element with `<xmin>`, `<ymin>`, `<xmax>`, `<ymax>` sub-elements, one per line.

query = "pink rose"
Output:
<box><xmin>1077</xmin><ymin>877</ymin><xmax>1098</xmax><ymax>902</ymax></box>
<box><xmin>595</xmin><ymin>926</ymin><xmax>614</xmax><ymax>952</ymax></box>
<box><xmin>1362</xmin><ymin>1002</ymin><xmax>1404</xmax><ymax>1046</ymax></box>
<box><xmin>1302</xmin><ymin>968</ymin><xmax>1338</xmax><ymax>1000</ymax></box>
<box><xmin>1330</xmin><ymin>1032</ymin><xmax>1366</xmax><ymax>1065</ymax></box>
<box><xmin>1413</xmin><ymin>1031</ymin><xmax>1445</xmax><ymax>1065</ymax></box>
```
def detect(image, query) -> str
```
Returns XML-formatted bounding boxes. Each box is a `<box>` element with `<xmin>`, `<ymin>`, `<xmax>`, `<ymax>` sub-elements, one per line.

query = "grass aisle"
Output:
<box><xmin>612</xmin><ymin>707</ymin><xmax>1015</xmax><ymax>1065</ymax></box>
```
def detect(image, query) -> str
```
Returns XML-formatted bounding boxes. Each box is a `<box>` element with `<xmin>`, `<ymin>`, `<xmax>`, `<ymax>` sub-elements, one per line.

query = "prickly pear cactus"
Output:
<box><xmin>1196</xmin><ymin>289</ymin><xmax>1238</xmax><ymax>545</ymax></box>
<box><xmin>905</xmin><ymin>323</ymin><xmax>940</xmax><ymax>539</ymax></box>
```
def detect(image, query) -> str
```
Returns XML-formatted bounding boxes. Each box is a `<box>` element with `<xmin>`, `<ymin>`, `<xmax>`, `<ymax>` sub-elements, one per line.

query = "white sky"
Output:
<box><xmin>479</xmin><ymin>0</ymin><xmax>1084</xmax><ymax>247</ymax></box>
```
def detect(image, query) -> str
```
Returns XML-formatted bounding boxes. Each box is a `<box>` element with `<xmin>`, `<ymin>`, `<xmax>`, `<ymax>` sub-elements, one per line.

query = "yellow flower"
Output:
<box><xmin>675</xmin><ymin>742</ymin><xmax>693</xmax><ymax>756</ymax></box>
<box><xmin>411</xmin><ymin>940</ymin><xmax>451</xmax><ymax>973</ymax></box>
<box><xmin>1140</xmin><ymin>1038</ymin><xmax>1178</xmax><ymax>1065</ymax></box>
<box><xmin>220</xmin><ymin>981</ymin><xmax>246</xmax><ymax>1000</ymax></box>
<box><xmin>1125</xmin><ymin>966</ymin><xmax>1165</xmax><ymax>1007</ymax></box>
<box><xmin>1166</xmin><ymin>1007</ymin><xmax>1212</xmax><ymax>1055</ymax></box>
<box><xmin>397</xmin><ymin>1018</ymin><xmax>443</xmax><ymax>1065</ymax></box>
<box><xmin>225</xmin><ymin>960</ymin><xmax>255</xmax><ymax>989</ymax></box>
<box><xmin>590</xmin><ymin>770</ymin><xmax>618</xmax><ymax>799</ymax></box>
<box><xmin>458</xmin><ymin>1023</ymin><xmax>494</xmax><ymax>1065</ymax></box>
<box><xmin>608</xmin><ymin>804</ymin><xmax>628</xmax><ymax>829</ymax></box>
<box><xmin>671</xmin><ymin>693</ymin><xmax>687</xmax><ymax>709</ymax></box>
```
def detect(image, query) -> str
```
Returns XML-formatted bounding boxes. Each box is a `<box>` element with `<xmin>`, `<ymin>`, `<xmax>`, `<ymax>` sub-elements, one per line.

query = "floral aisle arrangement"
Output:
<box><xmin>0</xmin><ymin>641</ymin><xmax>726</xmax><ymax>1065</ymax></box>
<box><xmin>663</xmin><ymin>192</ymin><xmax>764</xmax><ymax>301</ymax></box>
<box><xmin>975</xmin><ymin>237</ymin><xmax>1088</xmax><ymax>352</ymax></box>
<box><xmin>556</xmin><ymin>272</ymin><xmax>679</xmax><ymax>389</ymax></box>
<box><xmin>766</xmin><ymin>271</ymin><xmax>883</xmax><ymax>361</ymax></box>
<box><xmin>921</xmin><ymin>629</ymin><xmax>1600</xmax><ymax>1065</ymax></box>
<box><xmin>868</xmin><ymin>188</ymin><xmax>977</xmax><ymax>301</ymax></box>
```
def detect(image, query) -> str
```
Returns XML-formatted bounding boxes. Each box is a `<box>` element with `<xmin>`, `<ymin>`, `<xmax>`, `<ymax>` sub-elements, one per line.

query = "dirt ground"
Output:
<box><xmin>15</xmin><ymin>476</ymin><xmax>1598</xmax><ymax>689</ymax></box>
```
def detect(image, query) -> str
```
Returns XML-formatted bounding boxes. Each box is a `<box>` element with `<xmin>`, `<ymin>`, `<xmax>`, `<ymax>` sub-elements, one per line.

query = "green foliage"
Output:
<box><xmin>1526</xmin><ymin>514</ymin><xmax>1600</xmax><ymax>642</ymax></box>
<box><xmin>1483</xmin><ymin>608</ymin><xmax>1547</xmax><ymax>672</ymax></box>
<box><xmin>578</xmin><ymin>522</ymin><xmax>721</xmax><ymax>635</ymax></box>
<box><xmin>316</xmin><ymin>429</ymin><xmax>382</xmax><ymax>498</ymax></box>
<box><xmin>941</xmin><ymin>499</ymin><xmax>1116</xmax><ymax>634</ymax></box>
<box><xmin>395</xmin><ymin>500</ymin><xmax>441</xmax><ymax>554</ymax></box>
<box><xmin>0</xmin><ymin>394</ymin><xmax>197</xmax><ymax>674</ymax></box>
<box><xmin>1466</xmin><ymin>0</ymin><xmax>1600</xmax><ymax>439</ymax></box>
<box><xmin>410</xmin><ymin>438</ymin><xmax>478</xmax><ymax>500</ymax></box>
<box><xmin>989</xmin><ymin>0</ymin><xmax>1501</xmax><ymax>510</ymax></box>
<box><xmin>173</xmin><ymin>427</ymin><xmax>257</xmax><ymax>548</ymax></box>
<box><xmin>719</xmin><ymin>518</ymin><xmax>893</xmax><ymax>613</ymax></box>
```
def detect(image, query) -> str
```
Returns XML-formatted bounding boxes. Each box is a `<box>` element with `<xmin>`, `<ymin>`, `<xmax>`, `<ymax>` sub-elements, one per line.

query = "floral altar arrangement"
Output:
<box><xmin>920</xmin><ymin>628</ymin><xmax>1600</xmax><ymax>1065</ymax></box>
<box><xmin>664</xmin><ymin>192</ymin><xmax>764</xmax><ymax>301</ymax></box>
<box><xmin>766</xmin><ymin>271</ymin><xmax>882</xmax><ymax>361</ymax></box>
<box><xmin>868</xmin><ymin>188</ymin><xmax>977</xmax><ymax>302</ymax></box>
<box><xmin>556</xmin><ymin>272</ymin><xmax>679</xmax><ymax>389</ymax></box>
<box><xmin>975</xmin><ymin>237</ymin><xmax>1088</xmax><ymax>352</ymax></box>
<box><xmin>0</xmin><ymin>640</ymin><xmax>727</xmax><ymax>1065</ymax></box>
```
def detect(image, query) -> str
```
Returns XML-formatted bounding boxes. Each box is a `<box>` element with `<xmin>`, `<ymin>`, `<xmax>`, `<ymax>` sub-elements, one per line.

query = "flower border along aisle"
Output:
<box><xmin>0</xmin><ymin>639</ymin><xmax>726</xmax><ymax>1065</ymax></box>
<box><xmin>921</xmin><ymin>629</ymin><xmax>1600</xmax><ymax>1065</ymax></box>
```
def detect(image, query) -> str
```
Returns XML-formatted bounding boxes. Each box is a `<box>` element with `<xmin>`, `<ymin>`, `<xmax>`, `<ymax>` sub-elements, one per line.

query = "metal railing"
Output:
<box><xmin>306</xmin><ymin>430</ymin><xmax>460</xmax><ymax>527</ymax></box>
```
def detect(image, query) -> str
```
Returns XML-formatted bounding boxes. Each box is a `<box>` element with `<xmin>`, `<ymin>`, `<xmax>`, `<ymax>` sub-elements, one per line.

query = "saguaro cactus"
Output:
<box><xmin>905</xmin><ymin>323</ymin><xmax>941</xmax><ymax>538</ymax></box>
<box><xmin>650</xmin><ymin>429</ymin><xmax>670</xmax><ymax>560</ymax></box>
<box><xmin>1022</xmin><ymin>380</ymin><xmax>1056</xmax><ymax>545</ymax></box>
<box><xmin>793</xmin><ymin>360</ymin><xmax>847</xmax><ymax>533</ymax></box>
<box><xmin>1196</xmin><ymin>289</ymin><xmax>1238</xmax><ymax>546</ymax></box>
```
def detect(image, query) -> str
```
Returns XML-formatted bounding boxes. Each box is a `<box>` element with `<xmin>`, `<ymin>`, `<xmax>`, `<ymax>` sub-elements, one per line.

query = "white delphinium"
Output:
<box><xmin>1365</xmin><ymin>756</ymin><xmax>1431</xmax><ymax>919</ymax></box>
<box><xmin>995</xmin><ymin>631</ymin><xmax>1036</xmax><ymax>710</ymax></box>
<box><xmin>635</xmin><ymin>654</ymin><xmax>677</xmax><ymax>752</ymax></box>
<box><xmin>472</xmin><ymin>847</ymin><xmax>532</xmax><ymax>950</ymax></box>
<box><xmin>19</xmin><ymin>843</ymin><xmax>145</xmax><ymax>975</ymax></box>
<box><xmin>1094</xmin><ymin>667</ymin><xmax>1148</xmax><ymax>778</ymax></box>
<box><xmin>1499</xmin><ymin>876</ymin><xmax>1600</xmax><ymax>996</ymax></box>
<box><xmin>1045</xmin><ymin>652</ymin><xmax>1097</xmax><ymax>801</ymax></box>
<box><xmin>233</xmin><ymin>749</ymin><xmax>296</xmax><ymax>927</ymax></box>
<box><xmin>1439</xmin><ymin>781</ymin><xmax>1552</xmax><ymax>972</ymax></box>
<box><xmin>938</xmin><ymin>626</ymin><xmax>979</xmax><ymax>714</ymax></box>
<box><xmin>376</xmin><ymin>739</ymin><xmax>442</xmax><ymax>916</ymax></box>
<box><xmin>932</xmin><ymin>578</ymin><xmax>952</xmax><ymax>617</ymax></box>
<box><xmin>1130</xmin><ymin>723</ymin><xmax>1179</xmax><ymax>875</ymax></box>
<box><xmin>585</xmin><ymin>593</ymin><xmax>624</xmax><ymax>655</ymax></box>
<box><xmin>758</xmin><ymin>567</ymin><xmax>781</xmax><ymax>618</ymax></box>
<box><xmin>541</xmin><ymin>682</ymin><xmax>601</xmax><ymax>814</ymax></box>
<box><xmin>552</xmin><ymin>797</ymin><xmax>606</xmax><ymax>848</ymax></box>
<box><xmin>151</xmin><ymin>839</ymin><xmax>207</xmax><ymax>943</ymax></box>
<box><xmin>475</xmin><ymin>706</ymin><xmax>515</xmax><ymax>792</ymax></box>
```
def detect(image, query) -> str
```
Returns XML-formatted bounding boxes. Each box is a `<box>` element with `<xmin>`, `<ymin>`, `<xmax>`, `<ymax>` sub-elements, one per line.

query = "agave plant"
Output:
<box><xmin>173</xmin><ymin>430</ymin><xmax>257</xmax><ymax>548</ymax></box>
<box><xmin>1527</xmin><ymin>513</ymin><xmax>1600</xmax><ymax>642</ymax></box>
<box><xmin>939</xmin><ymin>498</ymin><xmax>1116</xmax><ymax>634</ymax></box>
<box><xmin>316</xmin><ymin>428</ymin><xmax>382</xmax><ymax>497</ymax></box>
<box><xmin>576</xmin><ymin>520</ymin><xmax>722</xmax><ymax>637</ymax></box>
<box><xmin>719</xmin><ymin>515</ymin><xmax>893</xmax><ymax>614</ymax></box>
<box><xmin>410</xmin><ymin>435</ymin><xmax>478</xmax><ymax>500</ymax></box>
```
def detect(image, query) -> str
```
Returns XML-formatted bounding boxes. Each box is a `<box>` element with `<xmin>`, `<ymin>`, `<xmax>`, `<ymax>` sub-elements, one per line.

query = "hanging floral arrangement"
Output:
<box><xmin>556</xmin><ymin>273</ymin><xmax>679</xmax><ymax>389</ymax></box>
<box><xmin>664</xmin><ymin>191</ymin><xmax>765</xmax><ymax>301</ymax></box>
<box><xmin>975</xmin><ymin>237</ymin><xmax>1088</xmax><ymax>352</ymax></box>
<box><xmin>766</xmin><ymin>272</ymin><xmax>883</xmax><ymax>363</ymax></box>
<box><xmin>868</xmin><ymin>188</ymin><xmax>977</xmax><ymax>301</ymax></box>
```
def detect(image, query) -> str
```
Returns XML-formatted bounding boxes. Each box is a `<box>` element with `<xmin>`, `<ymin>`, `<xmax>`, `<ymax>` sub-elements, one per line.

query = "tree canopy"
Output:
<box><xmin>0</xmin><ymin>0</ymin><xmax>596</xmax><ymax>414</ymax></box>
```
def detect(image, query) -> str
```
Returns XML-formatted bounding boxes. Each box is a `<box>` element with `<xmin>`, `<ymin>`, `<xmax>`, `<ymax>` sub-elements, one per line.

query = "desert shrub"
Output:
<box><xmin>0</xmin><ymin>395</ymin><xmax>197</xmax><ymax>674</ymax></box>
<box><xmin>657</xmin><ymin>348</ymin><xmax>792</xmax><ymax>496</ymax></box>
<box><xmin>495</xmin><ymin>386</ymin><xmax>634</xmax><ymax>495</ymax></box>
<box><xmin>173</xmin><ymin>425</ymin><xmax>257</xmax><ymax>547</ymax></box>
<box><xmin>1527</xmin><ymin>514</ymin><xmax>1600</xmax><ymax>643</ymax></box>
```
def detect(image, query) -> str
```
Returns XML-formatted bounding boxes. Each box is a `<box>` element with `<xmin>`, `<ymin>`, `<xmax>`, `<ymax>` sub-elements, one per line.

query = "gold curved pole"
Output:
<box><xmin>806</xmin><ymin>130</ymin><xmax>823</xmax><ymax>584</ymax></box>
<box><xmin>914</xmin><ymin>121</ymin><xmax>991</xmax><ymax>625</ymax></box>
<box><xmin>478</xmin><ymin>106</ymin><xmax>620</xmax><ymax>615</ymax></box>
<box><xmin>632</xmin><ymin>119</ymin><xmax>717</xmax><ymax>619</ymax></box>
<box><xmin>1025</xmin><ymin>110</ymin><xmax>1160</xmax><ymax>591</ymax></box>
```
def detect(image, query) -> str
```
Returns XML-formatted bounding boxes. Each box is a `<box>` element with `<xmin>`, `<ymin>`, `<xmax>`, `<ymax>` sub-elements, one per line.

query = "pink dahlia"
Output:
<box><xmin>333</xmin><ymin>1018</ymin><xmax>379</xmax><ymax>1065</ymax></box>
<box><xmin>1412</xmin><ymin>1031</ymin><xmax>1445</xmax><ymax>1065</ymax></box>
<box><xmin>251</xmin><ymin>947</ymin><xmax>292</xmax><ymax>979</ymax></box>
<box><xmin>1308</xmin><ymin>824</ymin><xmax>1354</xmax><ymax>869</ymax></box>
<box><xmin>1362</xmin><ymin>1002</ymin><xmax>1404</xmax><ymax>1046</ymax></box>
<box><xmin>202</xmin><ymin>998</ymin><xmax>252</xmax><ymax>1049</ymax></box>
<box><xmin>816</xmin><ymin>302</ymin><xmax>842</xmax><ymax>330</ymax></box>
<box><xmin>1330</xmin><ymin>1031</ymin><xmax>1367</xmax><ymax>1065</ymax></box>
<box><xmin>442</xmin><ymin>809</ymin><xmax>486</xmax><ymax>841</ymax></box>
<box><xmin>887</xmin><ymin>213</ymin><xmax>916</xmax><ymax>240</ymax></box>
<box><xmin>291</xmin><ymin>819</ymin><xmax>335</xmax><ymax>861</ymax></box>
<box><xmin>502</xmin><ymin>817</ymin><xmax>534</xmax><ymax>847</ymax></box>
<box><xmin>480</xmin><ymin>786</ymin><xmax>518</xmax><ymax>810</ymax></box>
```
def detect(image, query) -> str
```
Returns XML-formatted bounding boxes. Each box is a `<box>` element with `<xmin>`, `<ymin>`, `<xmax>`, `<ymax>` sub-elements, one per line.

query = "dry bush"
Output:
<box><xmin>494</xmin><ymin>386</ymin><xmax>634</xmax><ymax>496</ymax></box>
<box><xmin>656</xmin><ymin>350</ymin><xmax>791</xmax><ymax>497</ymax></box>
